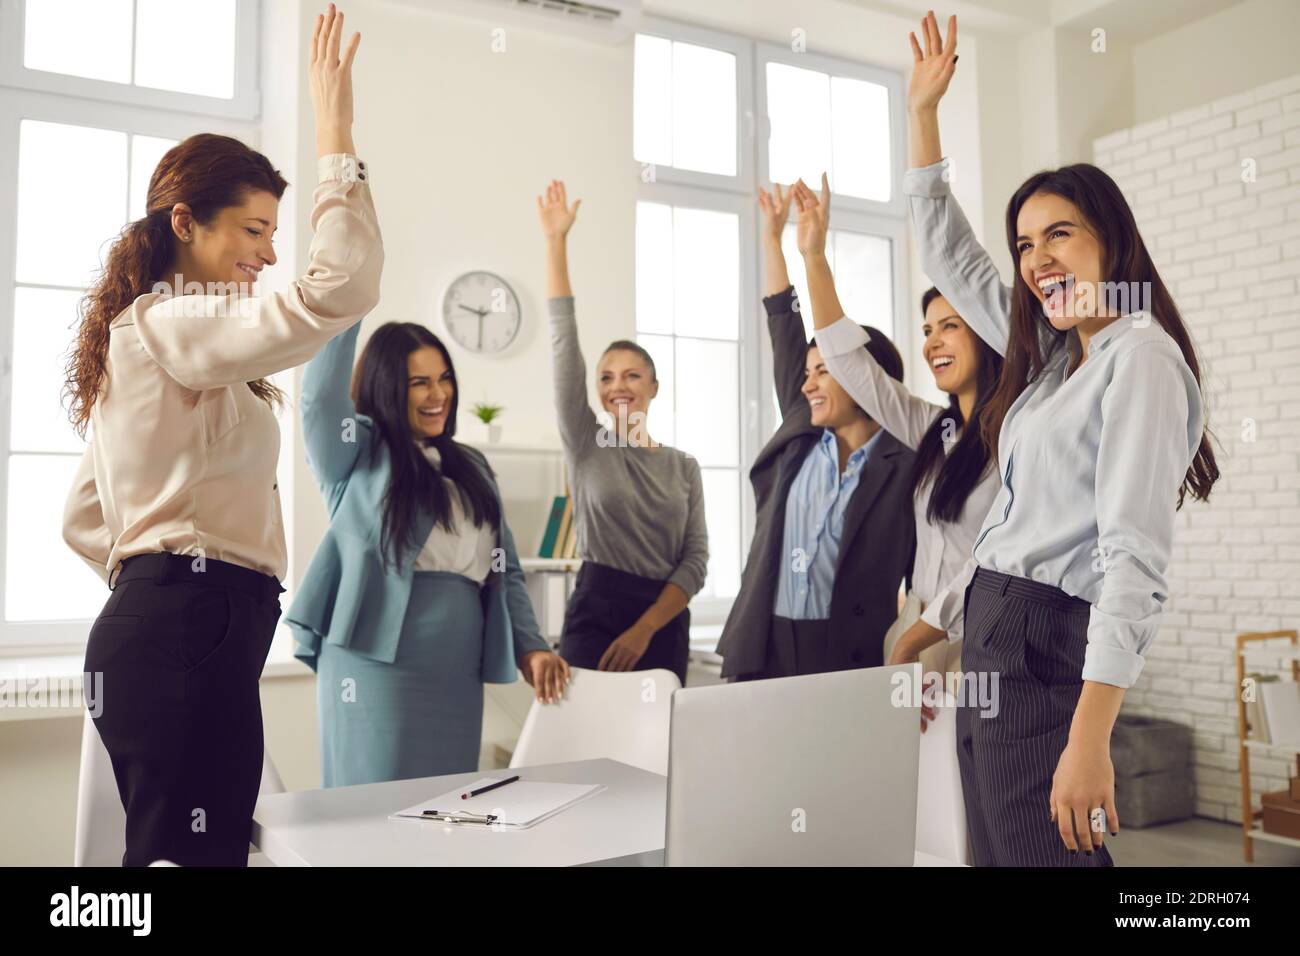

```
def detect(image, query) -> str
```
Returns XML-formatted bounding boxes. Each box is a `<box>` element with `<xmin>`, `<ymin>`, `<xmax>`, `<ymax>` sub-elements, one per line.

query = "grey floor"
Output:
<box><xmin>1110</xmin><ymin>816</ymin><xmax>1300</xmax><ymax>867</ymax></box>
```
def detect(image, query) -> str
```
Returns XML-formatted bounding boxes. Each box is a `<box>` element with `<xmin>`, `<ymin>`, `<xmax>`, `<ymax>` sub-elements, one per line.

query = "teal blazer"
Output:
<box><xmin>285</xmin><ymin>322</ymin><xmax>549</xmax><ymax>682</ymax></box>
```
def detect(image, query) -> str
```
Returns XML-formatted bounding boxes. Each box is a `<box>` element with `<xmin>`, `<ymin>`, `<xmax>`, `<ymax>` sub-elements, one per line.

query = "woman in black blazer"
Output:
<box><xmin>716</xmin><ymin>185</ymin><xmax>917</xmax><ymax>681</ymax></box>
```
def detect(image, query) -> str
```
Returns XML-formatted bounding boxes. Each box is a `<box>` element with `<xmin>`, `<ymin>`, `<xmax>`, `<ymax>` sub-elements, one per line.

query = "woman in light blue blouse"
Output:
<box><xmin>907</xmin><ymin>13</ymin><xmax>1219</xmax><ymax>866</ymax></box>
<box><xmin>286</xmin><ymin>321</ymin><xmax>570</xmax><ymax>786</ymax></box>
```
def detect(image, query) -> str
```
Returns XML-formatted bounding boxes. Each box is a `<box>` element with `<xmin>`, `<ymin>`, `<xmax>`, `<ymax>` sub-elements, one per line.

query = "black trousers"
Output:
<box><xmin>83</xmin><ymin>552</ymin><xmax>283</xmax><ymax>867</ymax></box>
<box><xmin>558</xmin><ymin>561</ymin><xmax>690</xmax><ymax>686</ymax></box>
<box><xmin>957</xmin><ymin>567</ymin><xmax>1114</xmax><ymax>867</ymax></box>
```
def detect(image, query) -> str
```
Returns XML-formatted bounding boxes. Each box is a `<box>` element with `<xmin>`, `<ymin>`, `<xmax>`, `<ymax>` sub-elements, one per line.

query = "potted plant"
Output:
<box><xmin>470</xmin><ymin>402</ymin><xmax>505</xmax><ymax>444</ymax></box>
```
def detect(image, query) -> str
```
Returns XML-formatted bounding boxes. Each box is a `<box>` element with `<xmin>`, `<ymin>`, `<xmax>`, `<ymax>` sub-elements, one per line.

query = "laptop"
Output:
<box><xmin>664</xmin><ymin>664</ymin><xmax>921</xmax><ymax>866</ymax></box>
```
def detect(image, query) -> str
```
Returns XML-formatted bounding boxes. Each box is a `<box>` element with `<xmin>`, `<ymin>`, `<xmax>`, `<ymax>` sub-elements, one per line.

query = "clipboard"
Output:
<box><xmin>389</xmin><ymin>777</ymin><xmax>606</xmax><ymax>829</ymax></box>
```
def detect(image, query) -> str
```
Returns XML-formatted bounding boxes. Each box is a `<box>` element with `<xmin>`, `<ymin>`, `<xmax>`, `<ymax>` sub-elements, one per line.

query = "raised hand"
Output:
<box><xmin>537</xmin><ymin>179</ymin><xmax>582</xmax><ymax>241</ymax></box>
<box><xmin>907</xmin><ymin>11</ymin><xmax>957</xmax><ymax>114</ymax></box>
<box><xmin>758</xmin><ymin>184</ymin><xmax>793</xmax><ymax>244</ymax></box>
<box><xmin>792</xmin><ymin>173</ymin><xmax>831</xmax><ymax>259</ymax></box>
<box><xmin>310</xmin><ymin>3</ymin><xmax>361</xmax><ymax>157</ymax></box>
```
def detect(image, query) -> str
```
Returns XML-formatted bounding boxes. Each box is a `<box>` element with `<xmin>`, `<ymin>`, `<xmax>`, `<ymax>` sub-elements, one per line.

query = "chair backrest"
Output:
<box><xmin>74</xmin><ymin>711</ymin><xmax>286</xmax><ymax>866</ymax></box>
<box><xmin>509</xmin><ymin>667</ymin><xmax>680</xmax><ymax>776</ymax></box>
<box><xmin>914</xmin><ymin>690</ymin><xmax>969</xmax><ymax>865</ymax></box>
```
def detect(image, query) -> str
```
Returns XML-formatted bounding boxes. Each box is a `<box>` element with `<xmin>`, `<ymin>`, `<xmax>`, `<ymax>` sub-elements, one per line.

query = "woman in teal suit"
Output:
<box><xmin>287</xmin><ymin>320</ymin><xmax>570</xmax><ymax>787</ymax></box>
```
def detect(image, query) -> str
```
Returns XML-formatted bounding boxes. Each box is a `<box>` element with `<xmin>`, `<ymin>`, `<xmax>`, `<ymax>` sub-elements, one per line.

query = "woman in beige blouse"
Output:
<box><xmin>60</xmin><ymin>4</ymin><xmax>382</xmax><ymax>866</ymax></box>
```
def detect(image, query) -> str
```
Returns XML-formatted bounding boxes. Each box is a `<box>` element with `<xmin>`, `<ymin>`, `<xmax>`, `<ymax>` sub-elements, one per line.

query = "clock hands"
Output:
<box><xmin>457</xmin><ymin>303</ymin><xmax>488</xmax><ymax>317</ymax></box>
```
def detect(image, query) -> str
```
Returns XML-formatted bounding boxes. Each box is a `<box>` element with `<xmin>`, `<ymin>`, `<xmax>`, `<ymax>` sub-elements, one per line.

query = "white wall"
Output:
<box><xmin>1132</xmin><ymin>0</ymin><xmax>1300</xmax><ymax>124</ymax></box>
<box><xmin>1093</xmin><ymin>73</ymin><xmax>1300</xmax><ymax>822</ymax></box>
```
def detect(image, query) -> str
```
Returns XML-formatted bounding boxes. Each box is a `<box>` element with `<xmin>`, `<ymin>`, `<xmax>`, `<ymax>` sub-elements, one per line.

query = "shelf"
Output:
<box><xmin>464</xmin><ymin>441</ymin><xmax>564</xmax><ymax>456</ymax></box>
<box><xmin>519</xmin><ymin>558</ymin><xmax>582</xmax><ymax>572</ymax></box>
<box><xmin>1243</xmin><ymin>738</ymin><xmax>1300</xmax><ymax>754</ymax></box>
<box><xmin>1243</xmin><ymin>646</ymin><xmax>1300</xmax><ymax>663</ymax></box>
<box><xmin>1246</xmin><ymin>824</ymin><xmax>1300</xmax><ymax>849</ymax></box>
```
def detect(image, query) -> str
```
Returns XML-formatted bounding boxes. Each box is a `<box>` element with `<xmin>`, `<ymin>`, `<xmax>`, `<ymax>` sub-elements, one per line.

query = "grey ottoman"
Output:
<box><xmin>1111</xmin><ymin>715</ymin><xmax>1195</xmax><ymax>828</ymax></box>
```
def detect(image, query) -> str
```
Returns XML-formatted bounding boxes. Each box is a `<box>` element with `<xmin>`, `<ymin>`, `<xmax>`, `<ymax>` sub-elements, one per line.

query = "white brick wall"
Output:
<box><xmin>1094</xmin><ymin>74</ymin><xmax>1300</xmax><ymax>823</ymax></box>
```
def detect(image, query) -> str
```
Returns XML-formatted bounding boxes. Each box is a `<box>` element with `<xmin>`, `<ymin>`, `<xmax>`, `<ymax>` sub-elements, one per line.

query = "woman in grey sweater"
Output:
<box><xmin>535</xmin><ymin>180</ymin><xmax>709</xmax><ymax>686</ymax></box>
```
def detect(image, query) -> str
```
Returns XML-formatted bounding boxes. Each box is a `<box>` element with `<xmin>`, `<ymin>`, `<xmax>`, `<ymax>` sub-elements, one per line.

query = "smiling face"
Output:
<box><xmin>407</xmin><ymin>345</ymin><xmax>455</xmax><ymax>439</ymax></box>
<box><xmin>180</xmin><ymin>188</ymin><xmax>280</xmax><ymax>290</ymax></box>
<box><xmin>597</xmin><ymin>348</ymin><xmax>658</xmax><ymax>422</ymax></box>
<box><xmin>803</xmin><ymin>344</ymin><xmax>867</xmax><ymax>430</ymax></box>
<box><xmin>1015</xmin><ymin>190</ymin><xmax>1107</xmax><ymax>331</ymax></box>
<box><xmin>922</xmin><ymin>294</ymin><xmax>981</xmax><ymax>396</ymax></box>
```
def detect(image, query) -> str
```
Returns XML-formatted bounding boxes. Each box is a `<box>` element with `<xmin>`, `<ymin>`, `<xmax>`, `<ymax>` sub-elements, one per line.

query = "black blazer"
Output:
<box><xmin>717</xmin><ymin>287</ymin><xmax>916</xmax><ymax>679</ymax></box>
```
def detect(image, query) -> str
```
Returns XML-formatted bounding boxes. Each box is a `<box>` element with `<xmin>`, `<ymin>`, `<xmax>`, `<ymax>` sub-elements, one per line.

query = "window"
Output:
<box><xmin>633</xmin><ymin>19</ymin><xmax>907</xmax><ymax>626</ymax></box>
<box><xmin>0</xmin><ymin>0</ymin><xmax>259</xmax><ymax>119</ymax></box>
<box><xmin>0</xmin><ymin>0</ymin><xmax>268</xmax><ymax>649</ymax></box>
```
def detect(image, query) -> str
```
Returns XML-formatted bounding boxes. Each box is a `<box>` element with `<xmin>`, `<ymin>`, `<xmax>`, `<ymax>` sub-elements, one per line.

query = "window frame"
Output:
<box><xmin>0</xmin><ymin>83</ymin><xmax>265</xmax><ymax>651</ymax></box>
<box><xmin>635</xmin><ymin>20</ymin><xmax>911</xmax><ymax>634</ymax></box>
<box><xmin>0</xmin><ymin>0</ymin><xmax>261</xmax><ymax>121</ymax></box>
<box><xmin>754</xmin><ymin>40</ymin><xmax>908</xmax><ymax>220</ymax></box>
<box><xmin>632</xmin><ymin>180</ymin><xmax>759</xmax><ymax>624</ymax></box>
<box><xmin>633</xmin><ymin>15</ymin><xmax>755</xmax><ymax>197</ymax></box>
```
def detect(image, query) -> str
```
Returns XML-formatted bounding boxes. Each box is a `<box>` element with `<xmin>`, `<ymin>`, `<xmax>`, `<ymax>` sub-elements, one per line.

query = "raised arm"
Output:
<box><xmin>300</xmin><ymin>321</ymin><xmax>370</xmax><ymax>487</ymax></box>
<box><xmin>757</xmin><ymin>184</ymin><xmax>808</xmax><ymax>416</ymax></box>
<box><xmin>134</xmin><ymin>5</ymin><xmax>383</xmax><ymax>390</ymax></box>
<box><xmin>62</xmin><ymin>443</ymin><xmax>113</xmax><ymax>586</ymax></box>
<box><xmin>539</xmin><ymin>180</ymin><xmax>599</xmax><ymax>459</ymax></box>
<box><xmin>793</xmin><ymin>175</ymin><xmax>942</xmax><ymax>448</ymax></box>
<box><xmin>905</xmin><ymin>12</ymin><xmax>1013</xmax><ymax>358</ymax></box>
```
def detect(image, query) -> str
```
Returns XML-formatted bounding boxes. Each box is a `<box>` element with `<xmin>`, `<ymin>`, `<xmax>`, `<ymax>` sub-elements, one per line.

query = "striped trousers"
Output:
<box><xmin>956</xmin><ymin>567</ymin><xmax>1115</xmax><ymax>867</ymax></box>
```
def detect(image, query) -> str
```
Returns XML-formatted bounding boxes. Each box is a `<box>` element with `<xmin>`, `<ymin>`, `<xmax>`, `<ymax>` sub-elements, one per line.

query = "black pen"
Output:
<box><xmin>461</xmin><ymin>774</ymin><xmax>520</xmax><ymax>800</ymax></box>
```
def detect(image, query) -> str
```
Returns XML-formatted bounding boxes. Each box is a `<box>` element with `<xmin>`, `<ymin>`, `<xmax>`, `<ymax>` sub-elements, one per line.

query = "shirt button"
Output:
<box><xmin>359</xmin><ymin>172</ymin><xmax>367</xmax><ymax>181</ymax></box>
<box><xmin>358</xmin><ymin>160</ymin><xmax>366</xmax><ymax>170</ymax></box>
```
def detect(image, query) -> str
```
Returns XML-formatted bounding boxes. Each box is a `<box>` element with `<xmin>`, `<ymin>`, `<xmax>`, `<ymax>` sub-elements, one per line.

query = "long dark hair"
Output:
<box><xmin>909</xmin><ymin>287</ymin><xmax>1003</xmax><ymax>524</ymax></box>
<box><xmin>65</xmin><ymin>133</ymin><xmax>288</xmax><ymax>436</ymax></box>
<box><xmin>979</xmin><ymin>163</ymin><xmax>1219</xmax><ymax>507</ymax></box>
<box><xmin>353</xmin><ymin>322</ymin><xmax>501</xmax><ymax>570</ymax></box>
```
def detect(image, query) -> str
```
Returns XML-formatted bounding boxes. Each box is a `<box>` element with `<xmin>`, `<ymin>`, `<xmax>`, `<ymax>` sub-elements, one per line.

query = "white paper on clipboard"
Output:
<box><xmin>389</xmin><ymin>778</ymin><xmax>606</xmax><ymax>829</ymax></box>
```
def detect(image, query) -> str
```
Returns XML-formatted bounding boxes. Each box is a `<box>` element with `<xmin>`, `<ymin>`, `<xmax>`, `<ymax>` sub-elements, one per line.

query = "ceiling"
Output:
<box><xmin>837</xmin><ymin>0</ymin><xmax>1250</xmax><ymax>38</ymax></box>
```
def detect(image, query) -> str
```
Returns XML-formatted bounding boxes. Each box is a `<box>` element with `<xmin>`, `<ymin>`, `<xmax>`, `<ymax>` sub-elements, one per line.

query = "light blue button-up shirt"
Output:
<box><xmin>774</xmin><ymin>427</ymin><xmax>883</xmax><ymax>620</ymax></box>
<box><xmin>905</xmin><ymin>159</ymin><xmax>1204</xmax><ymax>689</ymax></box>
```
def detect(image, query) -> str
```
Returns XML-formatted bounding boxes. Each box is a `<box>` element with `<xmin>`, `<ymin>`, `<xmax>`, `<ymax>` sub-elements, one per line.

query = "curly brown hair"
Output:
<box><xmin>64</xmin><ymin>133</ymin><xmax>290</xmax><ymax>437</ymax></box>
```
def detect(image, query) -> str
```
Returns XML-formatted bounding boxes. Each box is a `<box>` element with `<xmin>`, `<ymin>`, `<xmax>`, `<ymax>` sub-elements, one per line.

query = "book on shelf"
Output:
<box><xmin>1260</xmin><ymin>679</ymin><xmax>1300</xmax><ymax>747</ymax></box>
<box><xmin>537</xmin><ymin>495</ymin><xmax>566</xmax><ymax>559</ymax></box>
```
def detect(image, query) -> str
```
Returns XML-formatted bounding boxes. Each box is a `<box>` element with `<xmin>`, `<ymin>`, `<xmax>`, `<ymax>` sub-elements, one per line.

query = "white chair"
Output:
<box><xmin>914</xmin><ymin>689</ymin><xmax>969</xmax><ymax>865</ymax></box>
<box><xmin>74</xmin><ymin>711</ymin><xmax>286</xmax><ymax>866</ymax></box>
<box><xmin>509</xmin><ymin>667</ymin><xmax>680</xmax><ymax>776</ymax></box>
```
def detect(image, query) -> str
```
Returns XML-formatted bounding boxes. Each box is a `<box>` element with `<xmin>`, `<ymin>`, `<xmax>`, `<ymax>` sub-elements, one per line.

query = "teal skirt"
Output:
<box><xmin>316</xmin><ymin>571</ymin><xmax>485</xmax><ymax>787</ymax></box>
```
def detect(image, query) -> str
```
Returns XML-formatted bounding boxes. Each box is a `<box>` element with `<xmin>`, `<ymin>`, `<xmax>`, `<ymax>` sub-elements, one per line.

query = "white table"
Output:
<box><xmin>252</xmin><ymin>758</ymin><xmax>965</xmax><ymax>867</ymax></box>
<box><xmin>252</xmin><ymin>758</ymin><xmax>665</xmax><ymax>867</ymax></box>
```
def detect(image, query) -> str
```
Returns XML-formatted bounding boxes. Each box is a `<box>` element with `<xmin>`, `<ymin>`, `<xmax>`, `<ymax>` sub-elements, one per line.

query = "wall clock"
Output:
<box><xmin>441</xmin><ymin>270</ymin><xmax>522</xmax><ymax>354</ymax></box>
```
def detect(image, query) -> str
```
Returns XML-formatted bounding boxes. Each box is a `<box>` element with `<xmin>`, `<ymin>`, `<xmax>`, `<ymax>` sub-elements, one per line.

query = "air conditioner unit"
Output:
<box><xmin>429</xmin><ymin>0</ymin><xmax>643</xmax><ymax>44</ymax></box>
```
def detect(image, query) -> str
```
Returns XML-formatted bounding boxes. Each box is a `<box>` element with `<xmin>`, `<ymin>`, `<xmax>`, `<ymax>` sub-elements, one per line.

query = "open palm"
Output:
<box><xmin>907</xmin><ymin>11</ymin><xmax>958</xmax><ymax>113</ymax></box>
<box><xmin>537</xmin><ymin>179</ymin><xmax>581</xmax><ymax>239</ymax></box>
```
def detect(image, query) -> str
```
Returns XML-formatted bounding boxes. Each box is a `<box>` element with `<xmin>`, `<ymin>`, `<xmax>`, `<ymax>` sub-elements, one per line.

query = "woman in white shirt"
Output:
<box><xmin>907</xmin><ymin>12</ymin><xmax>1219</xmax><ymax>866</ymax></box>
<box><xmin>785</xmin><ymin>176</ymin><xmax>1003</xmax><ymax>727</ymax></box>
<box><xmin>61</xmin><ymin>5</ymin><xmax>382</xmax><ymax>866</ymax></box>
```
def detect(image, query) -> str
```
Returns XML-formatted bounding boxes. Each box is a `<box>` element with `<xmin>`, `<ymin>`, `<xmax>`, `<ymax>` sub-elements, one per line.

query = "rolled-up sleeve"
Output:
<box><xmin>1083</xmin><ymin>342</ymin><xmax>1202</xmax><ymax>688</ymax></box>
<box><xmin>133</xmin><ymin>153</ymin><xmax>384</xmax><ymax>391</ymax></box>
<box><xmin>668</xmin><ymin>457</ymin><xmax>709</xmax><ymax>598</ymax></box>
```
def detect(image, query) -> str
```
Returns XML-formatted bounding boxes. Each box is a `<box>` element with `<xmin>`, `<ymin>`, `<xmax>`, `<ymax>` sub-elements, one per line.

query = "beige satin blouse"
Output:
<box><xmin>62</xmin><ymin>153</ymin><xmax>384</xmax><ymax>586</ymax></box>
